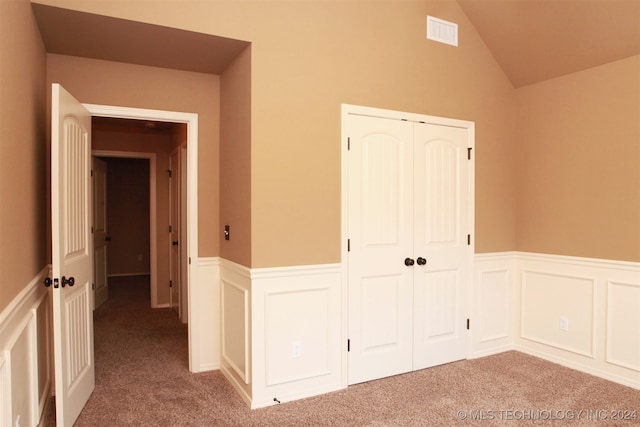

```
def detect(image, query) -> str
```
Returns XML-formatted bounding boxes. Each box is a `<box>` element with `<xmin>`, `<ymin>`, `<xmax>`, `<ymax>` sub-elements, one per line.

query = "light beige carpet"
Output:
<box><xmin>55</xmin><ymin>276</ymin><xmax>639</xmax><ymax>426</ymax></box>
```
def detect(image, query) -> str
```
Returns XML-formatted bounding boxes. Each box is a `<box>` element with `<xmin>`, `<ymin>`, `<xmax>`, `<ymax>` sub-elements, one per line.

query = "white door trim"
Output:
<box><xmin>91</xmin><ymin>151</ymin><xmax>158</xmax><ymax>306</ymax></box>
<box><xmin>84</xmin><ymin>104</ymin><xmax>200</xmax><ymax>372</ymax></box>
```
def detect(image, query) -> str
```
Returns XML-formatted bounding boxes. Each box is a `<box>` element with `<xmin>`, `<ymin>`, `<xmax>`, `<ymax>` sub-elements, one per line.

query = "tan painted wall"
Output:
<box><xmin>0</xmin><ymin>0</ymin><xmax>48</xmax><ymax>311</ymax></box>
<box><xmin>102</xmin><ymin>158</ymin><xmax>151</xmax><ymax>276</ymax></box>
<box><xmin>34</xmin><ymin>0</ymin><xmax>518</xmax><ymax>268</ymax></box>
<box><xmin>516</xmin><ymin>55</ymin><xmax>640</xmax><ymax>262</ymax></box>
<box><xmin>46</xmin><ymin>53</ymin><xmax>221</xmax><ymax>258</ymax></box>
<box><xmin>220</xmin><ymin>46</ymin><xmax>252</xmax><ymax>266</ymax></box>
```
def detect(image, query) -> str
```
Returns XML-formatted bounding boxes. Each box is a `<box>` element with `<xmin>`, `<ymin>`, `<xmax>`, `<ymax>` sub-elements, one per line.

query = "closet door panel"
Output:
<box><xmin>413</xmin><ymin>123</ymin><xmax>471</xmax><ymax>370</ymax></box>
<box><xmin>347</xmin><ymin>114</ymin><xmax>414</xmax><ymax>385</ymax></box>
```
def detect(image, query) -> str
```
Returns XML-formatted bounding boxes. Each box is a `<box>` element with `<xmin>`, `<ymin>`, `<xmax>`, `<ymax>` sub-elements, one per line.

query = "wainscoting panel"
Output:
<box><xmin>606</xmin><ymin>280</ymin><xmax>640</xmax><ymax>372</ymax></box>
<box><xmin>516</xmin><ymin>252</ymin><xmax>640</xmax><ymax>389</ymax></box>
<box><xmin>264</xmin><ymin>287</ymin><xmax>332</xmax><ymax>386</ymax></box>
<box><xmin>472</xmin><ymin>253</ymin><xmax>516</xmax><ymax>358</ymax></box>
<box><xmin>189</xmin><ymin>257</ymin><xmax>220</xmax><ymax>373</ymax></box>
<box><xmin>0</xmin><ymin>266</ymin><xmax>51</xmax><ymax>426</ymax></box>
<box><xmin>221</xmin><ymin>276</ymin><xmax>250</xmax><ymax>384</ymax></box>
<box><xmin>0</xmin><ymin>355</ymin><xmax>7</xmax><ymax>427</ymax></box>
<box><xmin>251</xmin><ymin>264</ymin><xmax>342</xmax><ymax>408</ymax></box>
<box><xmin>219</xmin><ymin>260</ymin><xmax>252</xmax><ymax>406</ymax></box>
<box><xmin>521</xmin><ymin>270</ymin><xmax>595</xmax><ymax>357</ymax></box>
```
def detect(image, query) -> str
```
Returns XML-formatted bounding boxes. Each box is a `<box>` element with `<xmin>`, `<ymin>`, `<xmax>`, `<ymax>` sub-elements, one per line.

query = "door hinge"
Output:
<box><xmin>189</xmin><ymin>257</ymin><xmax>191</xmax><ymax>264</ymax></box>
<box><xmin>167</xmin><ymin>169</ymin><xmax>172</xmax><ymax>178</ymax></box>
<box><xmin>467</xmin><ymin>318</ymin><xmax>470</xmax><ymax>330</ymax></box>
<box><xmin>347</xmin><ymin>137</ymin><xmax>350</xmax><ymax>151</ymax></box>
<box><xmin>91</xmin><ymin>226</ymin><xmax>94</xmax><ymax>234</ymax></box>
<box><xmin>169</xmin><ymin>280</ymin><xmax>173</xmax><ymax>288</ymax></box>
<box><xmin>347</xmin><ymin>239</ymin><xmax>351</xmax><ymax>252</ymax></box>
<box><xmin>467</xmin><ymin>147</ymin><xmax>472</xmax><ymax>160</ymax></box>
<box><xmin>91</xmin><ymin>169</ymin><xmax>94</xmax><ymax>177</ymax></box>
<box><xmin>347</xmin><ymin>339</ymin><xmax>351</xmax><ymax>352</ymax></box>
<box><xmin>467</xmin><ymin>234</ymin><xmax>471</xmax><ymax>245</ymax></box>
<box><xmin>169</xmin><ymin>225</ymin><xmax>173</xmax><ymax>233</ymax></box>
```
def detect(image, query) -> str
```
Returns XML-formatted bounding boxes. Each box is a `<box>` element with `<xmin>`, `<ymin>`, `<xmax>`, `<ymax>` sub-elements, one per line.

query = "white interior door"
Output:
<box><xmin>169</xmin><ymin>148</ymin><xmax>181</xmax><ymax>317</ymax></box>
<box><xmin>346</xmin><ymin>108</ymin><xmax>473</xmax><ymax>385</ymax></box>
<box><xmin>51</xmin><ymin>83</ymin><xmax>95</xmax><ymax>427</ymax></box>
<box><xmin>347</xmin><ymin>115</ymin><xmax>414</xmax><ymax>385</ymax></box>
<box><xmin>92</xmin><ymin>157</ymin><xmax>108</xmax><ymax>309</ymax></box>
<box><xmin>412</xmin><ymin>123</ymin><xmax>471</xmax><ymax>370</ymax></box>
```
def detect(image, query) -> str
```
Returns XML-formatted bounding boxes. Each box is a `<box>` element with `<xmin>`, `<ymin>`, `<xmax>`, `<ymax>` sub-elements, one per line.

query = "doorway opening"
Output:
<box><xmin>85</xmin><ymin>104</ymin><xmax>200</xmax><ymax>371</ymax></box>
<box><xmin>92</xmin><ymin>152</ymin><xmax>156</xmax><ymax>307</ymax></box>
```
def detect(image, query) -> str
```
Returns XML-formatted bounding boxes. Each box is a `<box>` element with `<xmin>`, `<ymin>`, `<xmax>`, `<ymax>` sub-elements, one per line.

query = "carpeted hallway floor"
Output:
<box><xmin>53</xmin><ymin>276</ymin><xmax>640</xmax><ymax>426</ymax></box>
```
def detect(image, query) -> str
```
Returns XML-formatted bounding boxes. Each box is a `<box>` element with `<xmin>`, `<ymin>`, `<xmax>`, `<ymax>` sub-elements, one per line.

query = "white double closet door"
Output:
<box><xmin>346</xmin><ymin>111</ymin><xmax>473</xmax><ymax>385</ymax></box>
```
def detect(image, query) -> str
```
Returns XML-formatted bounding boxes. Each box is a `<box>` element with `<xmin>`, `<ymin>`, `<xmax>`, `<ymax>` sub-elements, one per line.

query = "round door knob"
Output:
<box><xmin>43</xmin><ymin>278</ymin><xmax>53</xmax><ymax>288</ymax></box>
<box><xmin>416</xmin><ymin>257</ymin><xmax>427</xmax><ymax>266</ymax></box>
<box><xmin>404</xmin><ymin>257</ymin><xmax>415</xmax><ymax>266</ymax></box>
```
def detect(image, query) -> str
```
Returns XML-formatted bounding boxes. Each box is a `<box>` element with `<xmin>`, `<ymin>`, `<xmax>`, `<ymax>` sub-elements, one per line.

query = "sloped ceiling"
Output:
<box><xmin>457</xmin><ymin>0</ymin><xmax>640</xmax><ymax>87</ymax></box>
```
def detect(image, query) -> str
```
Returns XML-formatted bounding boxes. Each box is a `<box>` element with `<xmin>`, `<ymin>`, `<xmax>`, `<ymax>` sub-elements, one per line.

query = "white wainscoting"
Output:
<box><xmin>219</xmin><ymin>261</ymin><xmax>343</xmax><ymax>409</ymax></box>
<box><xmin>472</xmin><ymin>252</ymin><xmax>517</xmax><ymax>358</ymax></box>
<box><xmin>219</xmin><ymin>259</ymin><xmax>252</xmax><ymax>406</ymax></box>
<box><xmin>472</xmin><ymin>252</ymin><xmax>639</xmax><ymax>390</ymax></box>
<box><xmin>189</xmin><ymin>257</ymin><xmax>220</xmax><ymax>373</ymax></box>
<box><xmin>251</xmin><ymin>263</ymin><xmax>342</xmax><ymax>408</ymax></box>
<box><xmin>0</xmin><ymin>266</ymin><xmax>51</xmax><ymax>427</ymax></box>
<box><xmin>515</xmin><ymin>252</ymin><xmax>640</xmax><ymax>389</ymax></box>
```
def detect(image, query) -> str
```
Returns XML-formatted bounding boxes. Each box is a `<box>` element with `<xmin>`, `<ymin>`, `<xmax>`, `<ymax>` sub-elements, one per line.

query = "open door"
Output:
<box><xmin>51</xmin><ymin>83</ymin><xmax>95</xmax><ymax>427</ymax></box>
<box><xmin>93</xmin><ymin>157</ymin><xmax>108</xmax><ymax>309</ymax></box>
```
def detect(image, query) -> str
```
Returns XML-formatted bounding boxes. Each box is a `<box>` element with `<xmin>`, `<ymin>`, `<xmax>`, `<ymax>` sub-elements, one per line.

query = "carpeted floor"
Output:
<box><xmin>57</xmin><ymin>276</ymin><xmax>640</xmax><ymax>426</ymax></box>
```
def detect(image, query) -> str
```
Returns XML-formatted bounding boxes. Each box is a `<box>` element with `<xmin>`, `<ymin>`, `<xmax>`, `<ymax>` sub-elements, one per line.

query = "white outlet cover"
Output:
<box><xmin>559</xmin><ymin>316</ymin><xmax>569</xmax><ymax>331</ymax></box>
<box><xmin>291</xmin><ymin>340</ymin><xmax>302</xmax><ymax>358</ymax></box>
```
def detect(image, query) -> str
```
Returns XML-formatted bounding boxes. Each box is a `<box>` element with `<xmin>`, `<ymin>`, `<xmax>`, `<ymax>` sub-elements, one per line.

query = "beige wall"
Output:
<box><xmin>4</xmin><ymin>1</ymin><xmax>635</xmax><ymax>312</ymax></box>
<box><xmin>220</xmin><ymin>46</ymin><xmax>252</xmax><ymax>266</ymax></box>
<box><xmin>103</xmin><ymin>158</ymin><xmax>151</xmax><ymax>276</ymax></box>
<box><xmin>0</xmin><ymin>0</ymin><xmax>48</xmax><ymax>312</ymax></box>
<box><xmin>34</xmin><ymin>0</ymin><xmax>518</xmax><ymax>269</ymax></box>
<box><xmin>46</xmin><ymin>53</ymin><xmax>221</xmax><ymax>258</ymax></box>
<box><xmin>516</xmin><ymin>55</ymin><xmax>640</xmax><ymax>262</ymax></box>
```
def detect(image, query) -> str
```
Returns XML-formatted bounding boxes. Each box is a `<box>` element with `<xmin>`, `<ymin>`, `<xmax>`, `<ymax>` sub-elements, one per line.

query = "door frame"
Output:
<box><xmin>91</xmin><ymin>151</ymin><xmax>158</xmax><ymax>305</ymax></box>
<box><xmin>341</xmin><ymin>103</ymin><xmax>475</xmax><ymax>387</ymax></box>
<box><xmin>84</xmin><ymin>103</ymin><xmax>200</xmax><ymax>371</ymax></box>
<box><xmin>169</xmin><ymin>145</ymin><xmax>182</xmax><ymax>317</ymax></box>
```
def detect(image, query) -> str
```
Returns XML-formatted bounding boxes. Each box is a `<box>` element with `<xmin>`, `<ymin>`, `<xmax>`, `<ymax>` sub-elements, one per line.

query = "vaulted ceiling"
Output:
<box><xmin>33</xmin><ymin>1</ymin><xmax>640</xmax><ymax>88</ymax></box>
<box><xmin>457</xmin><ymin>0</ymin><xmax>640</xmax><ymax>87</ymax></box>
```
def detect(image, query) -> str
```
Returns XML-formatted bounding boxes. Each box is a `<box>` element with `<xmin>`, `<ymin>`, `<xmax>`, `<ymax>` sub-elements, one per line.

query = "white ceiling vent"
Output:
<box><xmin>427</xmin><ymin>16</ymin><xmax>458</xmax><ymax>47</ymax></box>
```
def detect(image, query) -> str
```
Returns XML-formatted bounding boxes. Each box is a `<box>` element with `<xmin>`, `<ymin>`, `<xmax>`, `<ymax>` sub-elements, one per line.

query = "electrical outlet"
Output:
<box><xmin>559</xmin><ymin>316</ymin><xmax>569</xmax><ymax>332</ymax></box>
<box><xmin>291</xmin><ymin>340</ymin><xmax>302</xmax><ymax>358</ymax></box>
